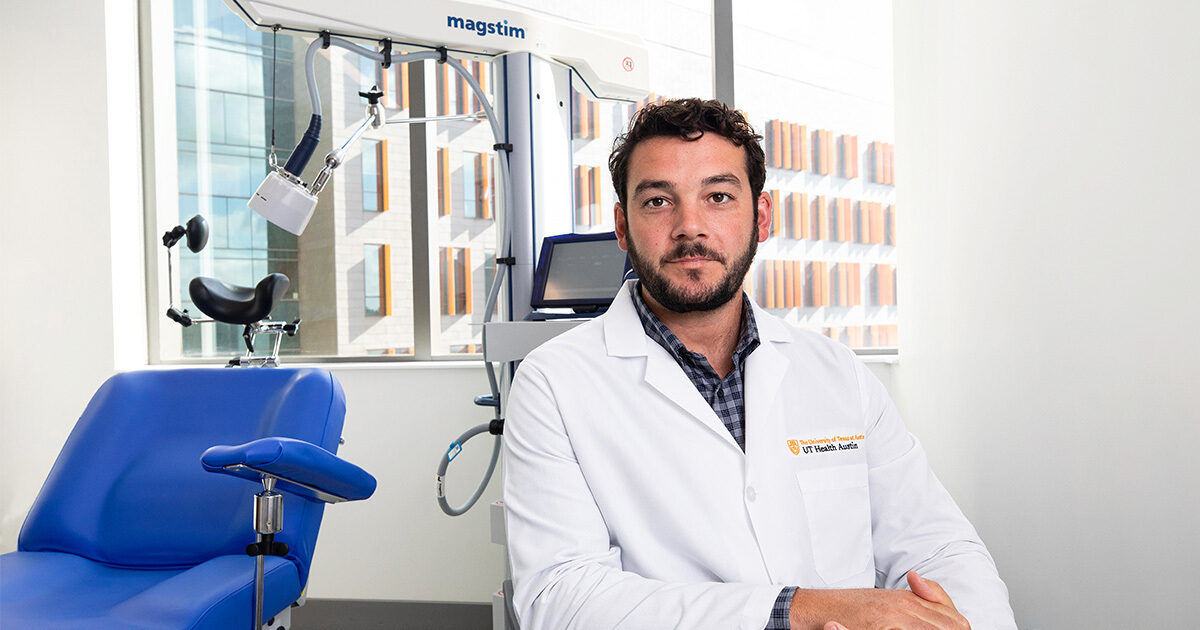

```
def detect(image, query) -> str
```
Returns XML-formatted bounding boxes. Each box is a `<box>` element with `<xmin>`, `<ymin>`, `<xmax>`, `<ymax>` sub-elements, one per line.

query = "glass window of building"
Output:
<box><xmin>428</xmin><ymin>58</ymin><xmax>497</xmax><ymax>356</ymax></box>
<box><xmin>438</xmin><ymin>247</ymin><xmax>472</xmax><ymax>317</ymax></box>
<box><xmin>151</xmin><ymin>0</ymin><xmax>416</xmax><ymax>360</ymax></box>
<box><xmin>424</xmin><ymin>1</ymin><xmax>712</xmax><ymax>354</ymax></box>
<box><xmin>361</xmin><ymin>139</ymin><xmax>385</xmax><ymax>213</ymax></box>
<box><xmin>169</xmin><ymin>0</ymin><xmax>300</xmax><ymax>359</ymax></box>
<box><xmin>545</xmin><ymin>0</ymin><xmax>714</xmax><ymax>236</ymax></box>
<box><xmin>359</xmin><ymin>54</ymin><xmax>381</xmax><ymax>91</ymax></box>
<box><xmin>733</xmin><ymin>0</ymin><xmax>898</xmax><ymax>352</ymax></box>
<box><xmin>150</xmin><ymin>1</ymin><xmax>854</xmax><ymax>361</ymax></box>
<box><xmin>364</xmin><ymin>244</ymin><xmax>391</xmax><ymax>317</ymax></box>
<box><xmin>462</xmin><ymin>151</ymin><xmax>477</xmax><ymax>219</ymax></box>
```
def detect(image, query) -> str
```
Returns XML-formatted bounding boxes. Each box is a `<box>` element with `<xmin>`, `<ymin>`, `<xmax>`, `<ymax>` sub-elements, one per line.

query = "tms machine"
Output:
<box><xmin>230</xmin><ymin>0</ymin><xmax>649</xmax><ymax>627</ymax></box>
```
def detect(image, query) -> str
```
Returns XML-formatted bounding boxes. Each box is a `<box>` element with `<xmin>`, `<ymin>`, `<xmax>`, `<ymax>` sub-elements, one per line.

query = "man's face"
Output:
<box><xmin>614</xmin><ymin>133</ymin><xmax>771</xmax><ymax>313</ymax></box>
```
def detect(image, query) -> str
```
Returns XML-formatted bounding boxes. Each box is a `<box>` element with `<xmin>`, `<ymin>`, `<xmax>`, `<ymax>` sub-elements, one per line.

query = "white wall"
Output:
<box><xmin>0</xmin><ymin>0</ymin><xmax>122</xmax><ymax>548</ymax></box>
<box><xmin>892</xmin><ymin>2</ymin><xmax>1200</xmax><ymax>627</ymax></box>
<box><xmin>307</xmin><ymin>364</ymin><xmax>506</xmax><ymax>601</ymax></box>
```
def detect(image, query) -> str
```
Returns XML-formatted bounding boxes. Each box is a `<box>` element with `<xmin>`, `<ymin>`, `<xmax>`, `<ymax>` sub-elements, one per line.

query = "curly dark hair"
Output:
<box><xmin>608</xmin><ymin>98</ymin><xmax>765</xmax><ymax>210</ymax></box>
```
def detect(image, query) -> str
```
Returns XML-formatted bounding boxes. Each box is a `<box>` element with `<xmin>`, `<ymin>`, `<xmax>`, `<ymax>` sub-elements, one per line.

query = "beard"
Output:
<box><xmin>626</xmin><ymin>212</ymin><xmax>758</xmax><ymax>313</ymax></box>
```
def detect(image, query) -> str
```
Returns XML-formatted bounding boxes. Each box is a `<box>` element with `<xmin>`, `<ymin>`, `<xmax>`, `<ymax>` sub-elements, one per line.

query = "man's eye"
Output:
<box><xmin>645</xmin><ymin>197</ymin><xmax>668</xmax><ymax>208</ymax></box>
<box><xmin>711</xmin><ymin>192</ymin><xmax>732</xmax><ymax>203</ymax></box>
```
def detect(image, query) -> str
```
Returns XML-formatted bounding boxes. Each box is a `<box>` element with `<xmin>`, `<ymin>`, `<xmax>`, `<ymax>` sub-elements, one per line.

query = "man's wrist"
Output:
<box><xmin>787</xmin><ymin>588</ymin><xmax>835</xmax><ymax>630</ymax></box>
<box><xmin>765</xmin><ymin>586</ymin><xmax>798</xmax><ymax>629</ymax></box>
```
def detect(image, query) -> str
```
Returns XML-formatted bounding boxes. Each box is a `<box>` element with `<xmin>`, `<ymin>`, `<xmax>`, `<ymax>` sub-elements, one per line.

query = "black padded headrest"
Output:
<box><xmin>185</xmin><ymin>215</ymin><xmax>209</xmax><ymax>253</ymax></box>
<box><xmin>189</xmin><ymin>273</ymin><xmax>290</xmax><ymax>325</ymax></box>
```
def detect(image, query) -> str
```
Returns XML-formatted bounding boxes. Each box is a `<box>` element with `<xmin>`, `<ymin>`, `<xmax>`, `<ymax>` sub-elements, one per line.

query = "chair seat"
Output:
<box><xmin>0</xmin><ymin>551</ymin><xmax>300</xmax><ymax>629</ymax></box>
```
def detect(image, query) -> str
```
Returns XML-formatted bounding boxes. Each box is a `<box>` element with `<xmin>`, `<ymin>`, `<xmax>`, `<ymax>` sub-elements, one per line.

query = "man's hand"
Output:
<box><xmin>790</xmin><ymin>571</ymin><xmax>970</xmax><ymax>630</ymax></box>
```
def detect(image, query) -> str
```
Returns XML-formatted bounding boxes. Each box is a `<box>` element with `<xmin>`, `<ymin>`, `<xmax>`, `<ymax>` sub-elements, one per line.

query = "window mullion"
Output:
<box><xmin>408</xmin><ymin>61</ymin><xmax>433</xmax><ymax>359</ymax></box>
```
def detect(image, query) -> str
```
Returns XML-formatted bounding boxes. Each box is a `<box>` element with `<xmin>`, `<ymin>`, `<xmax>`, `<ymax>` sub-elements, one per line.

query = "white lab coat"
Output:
<box><xmin>503</xmin><ymin>281</ymin><xmax>1016</xmax><ymax>630</ymax></box>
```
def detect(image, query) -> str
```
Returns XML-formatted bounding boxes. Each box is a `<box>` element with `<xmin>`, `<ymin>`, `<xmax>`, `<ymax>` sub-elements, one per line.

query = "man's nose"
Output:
<box><xmin>672</xmin><ymin>198</ymin><xmax>707</xmax><ymax>240</ymax></box>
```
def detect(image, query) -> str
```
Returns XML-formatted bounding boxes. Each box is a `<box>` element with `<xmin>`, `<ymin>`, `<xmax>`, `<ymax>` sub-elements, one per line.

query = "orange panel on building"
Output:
<box><xmin>816</xmin><ymin>196</ymin><xmax>830</xmax><ymax>241</ymax></box>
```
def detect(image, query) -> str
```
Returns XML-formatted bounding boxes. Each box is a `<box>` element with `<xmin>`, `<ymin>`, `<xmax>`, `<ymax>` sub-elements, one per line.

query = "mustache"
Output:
<box><xmin>661</xmin><ymin>242</ymin><xmax>726</xmax><ymax>265</ymax></box>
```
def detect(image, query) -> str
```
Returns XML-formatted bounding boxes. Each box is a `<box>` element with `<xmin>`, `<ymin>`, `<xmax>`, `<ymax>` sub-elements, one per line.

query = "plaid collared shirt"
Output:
<box><xmin>629</xmin><ymin>284</ymin><xmax>796</xmax><ymax>629</ymax></box>
<box><xmin>630</xmin><ymin>283</ymin><xmax>759</xmax><ymax>451</ymax></box>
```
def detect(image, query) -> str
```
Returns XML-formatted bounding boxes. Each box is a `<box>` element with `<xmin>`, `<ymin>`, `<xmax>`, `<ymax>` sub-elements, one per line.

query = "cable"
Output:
<box><xmin>431</xmin><ymin>56</ymin><xmax>516</xmax><ymax>515</ymax></box>
<box><xmin>269</xmin><ymin>25</ymin><xmax>279</xmax><ymax>168</ymax></box>
<box><xmin>436</xmin><ymin>426</ymin><xmax>502</xmax><ymax>516</ymax></box>
<box><xmin>291</xmin><ymin>35</ymin><xmax>517</xmax><ymax>516</ymax></box>
<box><xmin>302</xmin><ymin>36</ymin><xmax>444</xmax><ymax>118</ymax></box>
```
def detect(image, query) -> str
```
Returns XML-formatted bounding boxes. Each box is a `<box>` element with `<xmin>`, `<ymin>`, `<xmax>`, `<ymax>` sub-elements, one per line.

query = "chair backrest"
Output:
<box><xmin>19</xmin><ymin>368</ymin><xmax>347</xmax><ymax>588</ymax></box>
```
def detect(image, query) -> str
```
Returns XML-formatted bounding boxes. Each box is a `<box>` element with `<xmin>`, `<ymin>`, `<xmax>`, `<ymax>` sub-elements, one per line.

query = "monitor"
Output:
<box><xmin>530</xmin><ymin>232</ymin><xmax>630</xmax><ymax>310</ymax></box>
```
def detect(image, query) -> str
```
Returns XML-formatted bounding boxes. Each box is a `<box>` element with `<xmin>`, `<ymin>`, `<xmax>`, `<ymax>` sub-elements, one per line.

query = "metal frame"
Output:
<box><xmin>407</xmin><ymin>59</ymin><xmax>434</xmax><ymax>359</ymax></box>
<box><xmin>224</xmin><ymin>464</ymin><xmax>350</xmax><ymax>504</ymax></box>
<box><xmin>712</xmin><ymin>0</ymin><xmax>735</xmax><ymax>107</ymax></box>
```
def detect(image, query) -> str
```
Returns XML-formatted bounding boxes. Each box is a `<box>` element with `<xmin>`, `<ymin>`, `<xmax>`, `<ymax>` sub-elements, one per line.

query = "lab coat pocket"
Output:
<box><xmin>796</xmin><ymin>465</ymin><xmax>873</xmax><ymax>585</ymax></box>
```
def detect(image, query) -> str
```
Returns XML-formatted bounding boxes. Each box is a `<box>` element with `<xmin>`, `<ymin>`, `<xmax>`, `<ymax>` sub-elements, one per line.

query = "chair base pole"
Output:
<box><xmin>254</xmin><ymin>534</ymin><xmax>266</xmax><ymax>630</ymax></box>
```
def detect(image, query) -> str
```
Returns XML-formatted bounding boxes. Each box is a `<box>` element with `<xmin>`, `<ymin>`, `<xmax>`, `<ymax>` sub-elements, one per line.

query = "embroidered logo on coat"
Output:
<box><xmin>787</xmin><ymin>434</ymin><xmax>865</xmax><ymax>455</ymax></box>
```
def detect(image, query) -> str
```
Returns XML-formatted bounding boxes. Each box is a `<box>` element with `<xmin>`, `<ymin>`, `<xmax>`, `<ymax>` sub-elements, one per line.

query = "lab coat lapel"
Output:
<box><xmin>603</xmin><ymin>281</ymin><xmax>742</xmax><ymax>450</ymax></box>
<box><xmin>643</xmin><ymin>348</ymin><xmax>741</xmax><ymax>448</ymax></box>
<box><xmin>743</xmin><ymin>304</ymin><xmax>792</xmax><ymax>455</ymax></box>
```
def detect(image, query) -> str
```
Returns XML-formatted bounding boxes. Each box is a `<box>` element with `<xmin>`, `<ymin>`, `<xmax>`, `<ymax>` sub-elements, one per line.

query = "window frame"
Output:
<box><xmin>139</xmin><ymin>0</ymin><xmax>895</xmax><ymax>365</ymax></box>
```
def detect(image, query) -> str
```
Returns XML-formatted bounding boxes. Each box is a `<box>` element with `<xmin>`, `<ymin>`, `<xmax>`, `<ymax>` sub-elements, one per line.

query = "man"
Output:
<box><xmin>502</xmin><ymin>98</ymin><xmax>1016</xmax><ymax>629</ymax></box>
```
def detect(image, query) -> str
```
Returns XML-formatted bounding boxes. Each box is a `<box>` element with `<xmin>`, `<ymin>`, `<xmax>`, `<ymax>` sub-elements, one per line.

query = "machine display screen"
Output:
<box><xmin>532</xmin><ymin>233</ymin><xmax>628</xmax><ymax>308</ymax></box>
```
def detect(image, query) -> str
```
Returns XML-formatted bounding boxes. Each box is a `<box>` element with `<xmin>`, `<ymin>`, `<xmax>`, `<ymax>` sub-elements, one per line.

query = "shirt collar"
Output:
<box><xmin>630</xmin><ymin>281</ymin><xmax>760</xmax><ymax>374</ymax></box>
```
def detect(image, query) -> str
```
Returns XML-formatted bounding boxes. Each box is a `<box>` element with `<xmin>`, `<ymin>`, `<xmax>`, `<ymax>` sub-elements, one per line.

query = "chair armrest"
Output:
<box><xmin>202</xmin><ymin>437</ymin><xmax>376</xmax><ymax>503</ymax></box>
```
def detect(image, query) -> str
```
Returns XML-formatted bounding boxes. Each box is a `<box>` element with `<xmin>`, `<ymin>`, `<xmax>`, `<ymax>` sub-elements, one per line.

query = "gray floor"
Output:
<box><xmin>290</xmin><ymin>599</ymin><xmax>492</xmax><ymax>629</ymax></box>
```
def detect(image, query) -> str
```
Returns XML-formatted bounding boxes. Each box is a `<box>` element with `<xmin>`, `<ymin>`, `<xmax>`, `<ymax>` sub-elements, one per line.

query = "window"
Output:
<box><xmin>364</xmin><ymin>244</ymin><xmax>391</xmax><ymax>316</ymax></box>
<box><xmin>484</xmin><ymin>249</ymin><xmax>496</xmax><ymax>307</ymax></box>
<box><xmin>392</xmin><ymin>54</ymin><xmax>411</xmax><ymax>110</ymax></box>
<box><xmin>437</xmin><ymin>60</ymin><xmax>490</xmax><ymax>116</ymax></box>
<box><xmin>148</xmin><ymin>1</ymin><xmax>900</xmax><ymax>360</ymax></box>
<box><xmin>168</xmin><ymin>0</ymin><xmax>301</xmax><ymax>358</ymax></box>
<box><xmin>459</xmin><ymin>151</ymin><xmax>495</xmax><ymax>220</ymax></box>
<box><xmin>149</xmin><ymin>0</ymin><xmax>414</xmax><ymax>360</ymax></box>
<box><xmin>566</xmin><ymin>0</ymin><xmax>715</xmax><ymax>235</ymax></box>
<box><xmin>430</xmin><ymin>56</ymin><xmax>497</xmax><ymax>355</ymax></box>
<box><xmin>574</xmin><ymin>165</ymin><xmax>604</xmax><ymax>227</ymax></box>
<box><xmin>462</xmin><ymin>151</ymin><xmax>478</xmax><ymax>219</ymax></box>
<box><xmin>439</xmin><ymin>247</ymin><xmax>472</xmax><ymax>316</ymax></box>
<box><xmin>867</xmin><ymin>141</ymin><xmax>896</xmax><ymax>185</ymax></box>
<box><xmin>359</xmin><ymin>54</ymin><xmax>385</xmax><ymax>101</ymax></box>
<box><xmin>735</xmin><ymin>0</ymin><xmax>898</xmax><ymax>351</ymax></box>
<box><xmin>436</xmin><ymin>147</ymin><xmax>452</xmax><ymax>217</ymax></box>
<box><xmin>573</xmin><ymin>89</ymin><xmax>600</xmax><ymax>140</ymax></box>
<box><xmin>362</xmin><ymin>139</ymin><xmax>387</xmax><ymax>212</ymax></box>
<box><xmin>570</xmin><ymin>84</ymin><xmax>619</xmax><ymax>234</ymax></box>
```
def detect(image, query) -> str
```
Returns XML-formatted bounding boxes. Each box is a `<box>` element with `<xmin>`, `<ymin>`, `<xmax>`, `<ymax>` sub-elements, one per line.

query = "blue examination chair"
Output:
<box><xmin>0</xmin><ymin>367</ymin><xmax>375</xmax><ymax>629</ymax></box>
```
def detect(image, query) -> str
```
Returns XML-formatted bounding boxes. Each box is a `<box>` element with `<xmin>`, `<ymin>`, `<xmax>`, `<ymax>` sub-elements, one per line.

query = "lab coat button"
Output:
<box><xmin>745</xmin><ymin>486</ymin><xmax>757</xmax><ymax>502</ymax></box>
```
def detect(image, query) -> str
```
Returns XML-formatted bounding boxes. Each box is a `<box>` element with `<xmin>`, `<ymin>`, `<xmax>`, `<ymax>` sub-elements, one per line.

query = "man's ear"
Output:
<box><xmin>614</xmin><ymin>203</ymin><xmax>629</xmax><ymax>251</ymax></box>
<box><xmin>756</xmin><ymin>192</ymin><xmax>772</xmax><ymax>242</ymax></box>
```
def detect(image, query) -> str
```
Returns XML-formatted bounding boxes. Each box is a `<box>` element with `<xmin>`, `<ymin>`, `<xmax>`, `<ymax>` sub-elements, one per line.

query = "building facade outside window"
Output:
<box><xmin>732</xmin><ymin>0</ymin><xmax>899</xmax><ymax>351</ymax></box>
<box><xmin>462</xmin><ymin>151</ymin><xmax>477</xmax><ymax>219</ymax></box>
<box><xmin>157</xmin><ymin>0</ymin><xmax>415</xmax><ymax>359</ymax></box>
<box><xmin>148</xmin><ymin>0</ymin><xmax>894</xmax><ymax>361</ymax></box>
<box><xmin>171</xmin><ymin>0</ymin><xmax>300</xmax><ymax>358</ymax></box>
<box><xmin>431</xmin><ymin>62</ymin><xmax>497</xmax><ymax>354</ymax></box>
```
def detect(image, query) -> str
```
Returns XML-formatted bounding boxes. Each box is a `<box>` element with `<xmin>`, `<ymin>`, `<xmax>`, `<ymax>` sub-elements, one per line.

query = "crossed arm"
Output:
<box><xmin>790</xmin><ymin>571</ymin><xmax>969</xmax><ymax>629</ymax></box>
